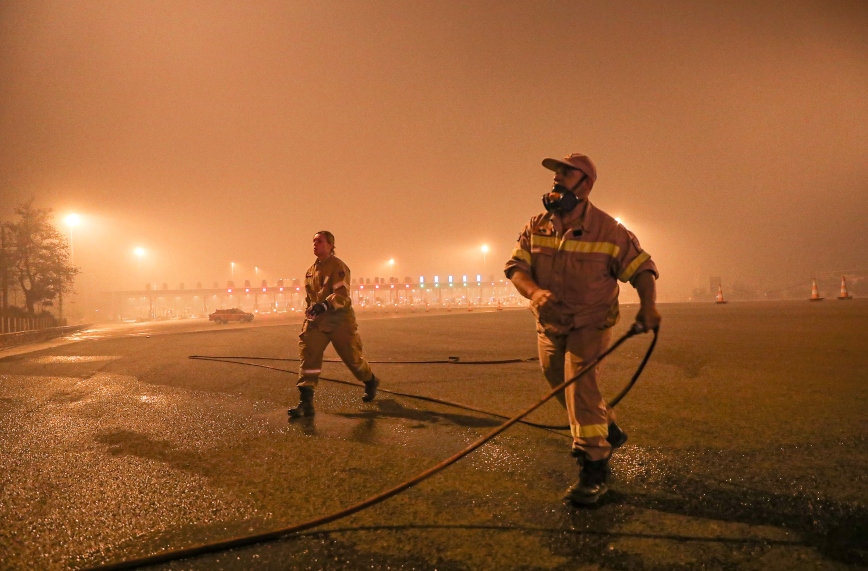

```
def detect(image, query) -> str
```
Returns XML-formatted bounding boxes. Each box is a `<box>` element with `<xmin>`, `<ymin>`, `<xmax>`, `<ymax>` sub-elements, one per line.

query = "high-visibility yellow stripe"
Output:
<box><xmin>570</xmin><ymin>423</ymin><xmax>609</xmax><ymax>439</ymax></box>
<box><xmin>530</xmin><ymin>235</ymin><xmax>560</xmax><ymax>249</ymax></box>
<box><xmin>512</xmin><ymin>248</ymin><xmax>532</xmax><ymax>264</ymax></box>
<box><xmin>301</xmin><ymin>369</ymin><xmax>322</xmax><ymax>375</ymax></box>
<box><xmin>531</xmin><ymin>235</ymin><xmax>620</xmax><ymax>258</ymax></box>
<box><xmin>560</xmin><ymin>241</ymin><xmax>620</xmax><ymax>256</ymax></box>
<box><xmin>619</xmin><ymin>251</ymin><xmax>651</xmax><ymax>282</ymax></box>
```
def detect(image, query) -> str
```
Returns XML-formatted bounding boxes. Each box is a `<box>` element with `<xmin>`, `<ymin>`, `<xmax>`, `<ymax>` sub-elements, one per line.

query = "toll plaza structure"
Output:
<box><xmin>101</xmin><ymin>277</ymin><xmax>526</xmax><ymax>321</ymax></box>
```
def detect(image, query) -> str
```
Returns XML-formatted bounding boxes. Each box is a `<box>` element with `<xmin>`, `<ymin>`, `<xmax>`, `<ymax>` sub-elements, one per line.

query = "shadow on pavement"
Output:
<box><xmin>566</xmin><ymin>472</ymin><xmax>868</xmax><ymax>566</ymax></box>
<box><xmin>333</xmin><ymin>398</ymin><xmax>502</xmax><ymax>428</ymax></box>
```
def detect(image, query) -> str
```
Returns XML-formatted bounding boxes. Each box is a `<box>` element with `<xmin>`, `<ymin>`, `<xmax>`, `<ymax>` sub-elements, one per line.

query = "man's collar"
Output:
<box><xmin>576</xmin><ymin>200</ymin><xmax>593</xmax><ymax>231</ymax></box>
<box><xmin>551</xmin><ymin>200</ymin><xmax>591</xmax><ymax>235</ymax></box>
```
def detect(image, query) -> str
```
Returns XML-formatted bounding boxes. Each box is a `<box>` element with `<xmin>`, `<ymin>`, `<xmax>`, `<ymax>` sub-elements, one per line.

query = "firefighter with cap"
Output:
<box><xmin>288</xmin><ymin>231</ymin><xmax>380</xmax><ymax>418</ymax></box>
<box><xmin>504</xmin><ymin>153</ymin><xmax>660</xmax><ymax>505</ymax></box>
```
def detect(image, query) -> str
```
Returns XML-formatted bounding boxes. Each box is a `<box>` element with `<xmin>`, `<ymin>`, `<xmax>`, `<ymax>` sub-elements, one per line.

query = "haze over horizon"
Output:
<box><xmin>2</xmin><ymin>0</ymin><xmax>866</xmax><ymax>302</ymax></box>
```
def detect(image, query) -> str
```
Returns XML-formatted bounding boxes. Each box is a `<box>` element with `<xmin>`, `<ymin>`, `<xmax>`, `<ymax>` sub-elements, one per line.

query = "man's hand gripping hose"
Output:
<box><xmin>305</xmin><ymin>302</ymin><xmax>328</xmax><ymax>319</ymax></box>
<box><xmin>80</xmin><ymin>323</ymin><xmax>658</xmax><ymax>571</ymax></box>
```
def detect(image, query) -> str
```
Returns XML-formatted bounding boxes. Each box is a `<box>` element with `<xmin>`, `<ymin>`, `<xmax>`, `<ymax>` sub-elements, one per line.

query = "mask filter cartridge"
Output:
<box><xmin>542</xmin><ymin>184</ymin><xmax>580</xmax><ymax>213</ymax></box>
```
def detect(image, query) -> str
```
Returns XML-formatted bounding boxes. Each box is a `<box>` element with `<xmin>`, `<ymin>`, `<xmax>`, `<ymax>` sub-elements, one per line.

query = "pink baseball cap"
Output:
<box><xmin>542</xmin><ymin>153</ymin><xmax>597</xmax><ymax>182</ymax></box>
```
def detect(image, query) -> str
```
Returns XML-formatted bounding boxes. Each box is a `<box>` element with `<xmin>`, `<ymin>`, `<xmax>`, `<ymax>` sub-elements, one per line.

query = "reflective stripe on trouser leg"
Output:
<box><xmin>565</xmin><ymin>326</ymin><xmax>614</xmax><ymax>461</ymax></box>
<box><xmin>330</xmin><ymin>319</ymin><xmax>373</xmax><ymax>383</ymax></box>
<box><xmin>537</xmin><ymin>331</ymin><xmax>568</xmax><ymax>409</ymax></box>
<box><xmin>298</xmin><ymin>321</ymin><xmax>329</xmax><ymax>388</ymax></box>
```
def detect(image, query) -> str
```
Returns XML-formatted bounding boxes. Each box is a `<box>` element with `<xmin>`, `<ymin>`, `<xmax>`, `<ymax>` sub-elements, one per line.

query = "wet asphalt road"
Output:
<box><xmin>1</xmin><ymin>302</ymin><xmax>866</xmax><ymax>570</ymax></box>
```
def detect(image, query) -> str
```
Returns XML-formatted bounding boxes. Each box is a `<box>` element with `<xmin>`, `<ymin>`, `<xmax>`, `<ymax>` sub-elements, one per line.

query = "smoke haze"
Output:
<box><xmin>2</xmin><ymin>0</ymin><xmax>866</xmax><ymax>301</ymax></box>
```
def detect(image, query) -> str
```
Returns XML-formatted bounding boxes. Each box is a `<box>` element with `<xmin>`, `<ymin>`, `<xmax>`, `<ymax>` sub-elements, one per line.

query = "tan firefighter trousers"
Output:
<box><xmin>297</xmin><ymin>311</ymin><xmax>373</xmax><ymax>389</ymax></box>
<box><xmin>537</xmin><ymin>325</ymin><xmax>615</xmax><ymax>461</ymax></box>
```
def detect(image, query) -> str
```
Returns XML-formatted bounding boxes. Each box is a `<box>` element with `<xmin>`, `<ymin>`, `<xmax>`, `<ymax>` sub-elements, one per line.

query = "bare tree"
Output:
<box><xmin>5</xmin><ymin>200</ymin><xmax>79</xmax><ymax>315</ymax></box>
<box><xmin>0</xmin><ymin>223</ymin><xmax>10</xmax><ymax>312</ymax></box>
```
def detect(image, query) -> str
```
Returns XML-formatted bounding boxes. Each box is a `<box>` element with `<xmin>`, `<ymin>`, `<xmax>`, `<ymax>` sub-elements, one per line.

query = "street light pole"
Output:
<box><xmin>388</xmin><ymin>259</ymin><xmax>395</xmax><ymax>304</ymax></box>
<box><xmin>134</xmin><ymin>248</ymin><xmax>145</xmax><ymax>282</ymax></box>
<box><xmin>481</xmin><ymin>245</ymin><xmax>490</xmax><ymax>306</ymax></box>
<box><xmin>0</xmin><ymin>224</ymin><xmax>8</xmax><ymax>313</ymax></box>
<box><xmin>65</xmin><ymin>214</ymin><xmax>80</xmax><ymax>265</ymax></box>
<box><xmin>60</xmin><ymin>214</ymin><xmax>81</xmax><ymax>323</ymax></box>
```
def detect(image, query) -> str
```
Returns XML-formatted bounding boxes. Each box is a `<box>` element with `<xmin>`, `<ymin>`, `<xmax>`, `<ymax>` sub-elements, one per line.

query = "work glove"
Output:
<box><xmin>305</xmin><ymin>302</ymin><xmax>328</xmax><ymax>319</ymax></box>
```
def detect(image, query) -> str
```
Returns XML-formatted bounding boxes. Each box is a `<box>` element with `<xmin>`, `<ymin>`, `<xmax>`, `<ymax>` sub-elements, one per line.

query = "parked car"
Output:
<box><xmin>209</xmin><ymin>308</ymin><xmax>254</xmax><ymax>324</ymax></box>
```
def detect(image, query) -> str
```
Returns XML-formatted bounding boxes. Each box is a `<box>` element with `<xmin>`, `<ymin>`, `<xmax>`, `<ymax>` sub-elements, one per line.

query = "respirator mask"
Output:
<box><xmin>542</xmin><ymin>175</ymin><xmax>586</xmax><ymax>214</ymax></box>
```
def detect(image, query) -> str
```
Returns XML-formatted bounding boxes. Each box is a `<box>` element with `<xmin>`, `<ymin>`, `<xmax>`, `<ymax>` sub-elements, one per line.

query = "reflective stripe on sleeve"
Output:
<box><xmin>511</xmin><ymin>248</ymin><xmax>532</xmax><ymax>264</ymax></box>
<box><xmin>570</xmin><ymin>423</ymin><xmax>609</xmax><ymax>439</ymax></box>
<box><xmin>300</xmin><ymin>369</ymin><xmax>322</xmax><ymax>375</ymax></box>
<box><xmin>619</xmin><ymin>251</ymin><xmax>651</xmax><ymax>282</ymax></box>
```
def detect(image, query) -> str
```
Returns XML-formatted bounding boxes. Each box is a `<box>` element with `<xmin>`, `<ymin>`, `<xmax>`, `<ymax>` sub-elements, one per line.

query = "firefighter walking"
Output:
<box><xmin>289</xmin><ymin>231</ymin><xmax>379</xmax><ymax>418</ymax></box>
<box><xmin>505</xmin><ymin>153</ymin><xmax>660</xmax><ymax>505</ymax></box>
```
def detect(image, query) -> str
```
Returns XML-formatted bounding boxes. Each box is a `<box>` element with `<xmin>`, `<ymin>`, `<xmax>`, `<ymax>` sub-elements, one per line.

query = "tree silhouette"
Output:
<box><xmin>4</xmin><ymin>200</ymin><xmax>79</xmax><ymax>315</ymax></box>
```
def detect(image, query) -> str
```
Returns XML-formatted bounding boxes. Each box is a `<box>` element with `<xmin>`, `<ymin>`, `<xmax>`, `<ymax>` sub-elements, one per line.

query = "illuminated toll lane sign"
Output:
<box><xmin>107</xmin><ymin>277</ymin><xmax>520</xmax><ymax>320</ymax></box>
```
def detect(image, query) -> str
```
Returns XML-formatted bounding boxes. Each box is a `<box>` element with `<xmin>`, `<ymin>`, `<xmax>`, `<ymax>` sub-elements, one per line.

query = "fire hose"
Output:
<box><xmin>188</xmin><ymin>354</ymin><xmax>570</xmax><ymax>432</ymax></box>
<box><xmin>81</xmin><ymin>323</ymin><xmax>658</xmax><ymax>571</ymax></box>
<box><xmin>190</xmin><ymin>355</ymin><xmax>539</xmax><ymax>365</ymax></box>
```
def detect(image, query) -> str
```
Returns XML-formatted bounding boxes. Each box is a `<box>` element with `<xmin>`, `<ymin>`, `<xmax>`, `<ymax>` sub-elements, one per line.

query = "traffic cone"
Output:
<box><xmin>809</xmin><ymin>278</ymin><xmax>824</xmax><ymax>301</ymax></box>
<box><xmin>496</xmin><ymin>299</ymin><xmax>503</xmax><ymax>311</ymax></box>
<box><xmin>838</xmin><ymin>276</ymin><xmax>853</xmax><ymax>300</ymax></box>
<box><xmin>715</xmin><ymin>284</ymin><xmax>727</xmax><ymax>304</ymax></box>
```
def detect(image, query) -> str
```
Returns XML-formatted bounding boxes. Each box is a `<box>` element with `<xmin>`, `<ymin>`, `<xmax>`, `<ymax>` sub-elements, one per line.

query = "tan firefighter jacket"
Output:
<box><xmin>504</xmin><ymin>201</ymin><xmax>658</xmax><ymax>334</ymax></box>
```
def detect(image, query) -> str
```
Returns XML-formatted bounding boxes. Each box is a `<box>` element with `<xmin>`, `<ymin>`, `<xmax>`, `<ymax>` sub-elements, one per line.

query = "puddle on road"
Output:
<box><xmin>30</xmin><ymin>356</ymin><xmax>122</xmax><ymax>364</ymax></box>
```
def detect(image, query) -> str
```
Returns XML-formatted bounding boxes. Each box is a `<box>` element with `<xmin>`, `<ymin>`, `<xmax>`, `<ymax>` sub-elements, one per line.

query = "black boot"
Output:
<box><xmin>607</xmin><ymin>422</ymin><xmax>628</xmax><ymax>451</ymax></box>
<box><xmin>564</xmin><ymin>454</ymin><xmax>610</xmax><ymax>505</ymax></box>
<box><xmin>288</xmin><ymin>387</ymin><xmax>315</xmax><ymax>418</ymax></box>
<box><xmin>362</xmin><ymin>374</ymin><xmax>379</xmax><ymax>402</ymax></box>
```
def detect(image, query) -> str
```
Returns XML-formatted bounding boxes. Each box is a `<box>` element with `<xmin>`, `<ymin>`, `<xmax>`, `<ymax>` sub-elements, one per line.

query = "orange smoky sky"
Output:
<box><xmin>1</xmin><ymin>0</ymin><xmax>866</xmax><ymax>300</ymax></box>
